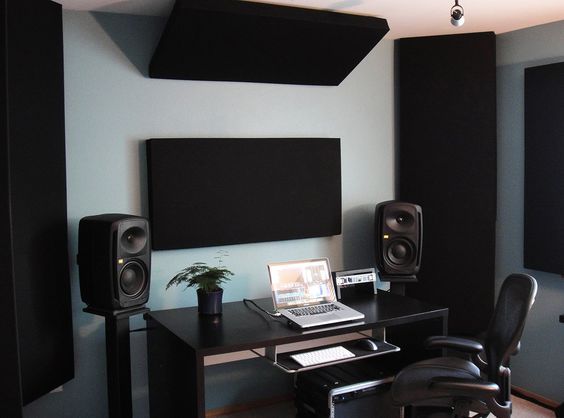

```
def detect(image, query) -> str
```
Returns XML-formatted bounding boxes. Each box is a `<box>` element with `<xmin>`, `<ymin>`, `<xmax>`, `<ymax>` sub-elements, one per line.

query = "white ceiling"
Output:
<box><xmin>54</xmin><ymin>0</ymin><xmax>564</xmax><ymax>39</ymax></box>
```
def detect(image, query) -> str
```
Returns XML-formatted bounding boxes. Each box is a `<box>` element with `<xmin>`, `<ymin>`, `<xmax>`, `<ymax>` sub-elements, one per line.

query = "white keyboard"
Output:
<box><xmin>290</xmin><ymin>346</ymin><xmax>355</xmax><ymax>367</ymax></box>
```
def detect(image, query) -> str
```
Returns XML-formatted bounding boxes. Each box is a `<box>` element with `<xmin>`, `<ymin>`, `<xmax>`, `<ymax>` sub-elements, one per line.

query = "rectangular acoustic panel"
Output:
<box><xmin>0</xmin><ymin>0</ymin><xmax>74</xmax><ymax>414</ymax></box>
<box><xmin>398</xmin><ymin>32</ymin><xmax>497</xmax><ymax>336</ymax></box>
<box><xmin>0</xmin><ymin>8</ymin><xmax>22</xmax><ymax>411</ymax></box>
<box><xmin>150</xmin><ymin>0</ymin><xmax>389</xmax><ymax>85</ymax></box>
<box><xmin>524</xmin><ymin>61</ymin><xmax>564</xmax><ymax>273</ymax></box>
<box><xmin>147</xmin><ymin>138</ymin><xmax>342</xmax><ymax>250</ymax></box>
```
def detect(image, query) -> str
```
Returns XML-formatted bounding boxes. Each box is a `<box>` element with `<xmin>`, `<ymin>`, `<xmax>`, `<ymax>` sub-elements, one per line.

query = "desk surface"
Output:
<box><xmin>146</xmin><ymin>292</ymin><xmax>447</xmax><ymax>356</ymax></box>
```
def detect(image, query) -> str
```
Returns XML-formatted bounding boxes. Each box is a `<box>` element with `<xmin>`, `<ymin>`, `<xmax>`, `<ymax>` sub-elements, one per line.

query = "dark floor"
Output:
<box><xmin>219</xmin><ymin>395</ymin><xmax>555</xmax><ymax>417</ymax></box>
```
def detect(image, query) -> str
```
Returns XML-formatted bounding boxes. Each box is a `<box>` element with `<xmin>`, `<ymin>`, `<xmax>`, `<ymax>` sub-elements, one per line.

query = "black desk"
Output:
<box><xmin>145</xmin><ymin>292</ymin><xmax>448</xmax><ymax>417</ymax></box>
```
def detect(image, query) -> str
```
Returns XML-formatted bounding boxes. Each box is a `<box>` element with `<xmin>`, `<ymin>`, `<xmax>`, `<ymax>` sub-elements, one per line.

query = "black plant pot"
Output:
<box><xmin>197</xmin><ymin>288</ymin><xmax>223</xmax><ymax>315</ymax></box>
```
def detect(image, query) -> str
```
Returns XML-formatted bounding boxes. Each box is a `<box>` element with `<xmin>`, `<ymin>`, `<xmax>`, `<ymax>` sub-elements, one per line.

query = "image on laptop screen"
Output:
<box><xmin>268</xmin><ymin>258</ymin><xmax>336</xmax><ymax>309</ymax></box>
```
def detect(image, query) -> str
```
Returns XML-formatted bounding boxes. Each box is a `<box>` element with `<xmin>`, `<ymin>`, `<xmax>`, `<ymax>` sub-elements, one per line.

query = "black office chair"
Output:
<box><xmin>391</xmin><ymin>273</ymin><xmax>538</xmax><ymax>418</ymax></box>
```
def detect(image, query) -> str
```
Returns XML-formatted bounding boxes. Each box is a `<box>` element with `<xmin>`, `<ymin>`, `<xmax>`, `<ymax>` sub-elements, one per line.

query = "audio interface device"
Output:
<box><xmin>332</xmin><ymin>268</ymin><xmax>377</xmax><ymax>300</ymax></box>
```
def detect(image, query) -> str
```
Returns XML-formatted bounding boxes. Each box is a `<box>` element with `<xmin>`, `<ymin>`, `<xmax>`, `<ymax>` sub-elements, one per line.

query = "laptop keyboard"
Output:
<box><xmin>288</xmin><ymin>303</ymin><xmax>342</xmax><ymax>317</ymax></box>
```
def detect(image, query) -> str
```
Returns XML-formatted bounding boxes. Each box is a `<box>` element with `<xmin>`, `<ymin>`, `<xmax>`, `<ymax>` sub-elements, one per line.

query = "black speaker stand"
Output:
<box><xmin>378</xmin><ymin>273</ymin><xmax>418</xmax><ymax>283</ymax></box>
<box><xmin>557</xmin><ymin>315</ymin><xmax>564</xmax><ymax>418</ymax></box>
<box><xmin>83</xmin><ymin>306</ymin><xmax>150</xmax><ymax>418</ymax></box>
<box><xmin>379</xmin><ymin>273</ymin><xmax>418</xmax><ymax>296</ymax></box>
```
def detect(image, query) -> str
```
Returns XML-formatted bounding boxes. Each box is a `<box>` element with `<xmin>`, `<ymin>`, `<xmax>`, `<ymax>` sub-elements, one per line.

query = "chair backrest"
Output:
<box><xmin>484</xmin><ymin>273</ymin><xmax>537</xmax><ymax>385</ymax></box>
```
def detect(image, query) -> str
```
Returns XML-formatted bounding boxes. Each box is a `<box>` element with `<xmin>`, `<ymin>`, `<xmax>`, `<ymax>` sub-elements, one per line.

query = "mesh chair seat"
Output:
<box><xmin>392</xmin><ymin>357</ymin><xmax>481</xmax><ymax>406</ymax></box>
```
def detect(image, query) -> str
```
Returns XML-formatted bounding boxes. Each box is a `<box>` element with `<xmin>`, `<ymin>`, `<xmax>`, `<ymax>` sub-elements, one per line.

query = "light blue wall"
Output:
<box><xmin>23</xmin><ymin>10</ymin><xmax>564</xmax><ymax>416</ymax></box>
<box><xmin>496</xmin><ymin>20</ymin><xmax>564</xmax><ymax>402</ymax></box>
<box><xmin>24</xmin><ymin>11</ymin><xmax>395</xmax><ymax>417</ymax></box>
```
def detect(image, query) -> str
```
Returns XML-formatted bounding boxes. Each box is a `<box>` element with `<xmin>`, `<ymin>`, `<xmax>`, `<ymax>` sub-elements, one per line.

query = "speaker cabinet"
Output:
<box><xmin>375</xmin><ymin>201</ymin><xmax>422</xmax><ymax>280</ymax></box>
<box><xmin>78</xmin><ymin>214</ymin><xmax>151</xmax><ymax>312</ymax></box>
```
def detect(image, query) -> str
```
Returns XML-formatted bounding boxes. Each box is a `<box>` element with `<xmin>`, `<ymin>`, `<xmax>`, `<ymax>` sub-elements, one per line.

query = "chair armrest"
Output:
<box><xmin>429</xmin><ymin>377</ymin><xmax>500</xmax><ymax>399</ymax></box>
<box><xmin>512</xmin><ymin>342</ymin><xmax>521</xmax><ymax>356</ymax></box>
<box><xmin>424</xmin><ymin>336</ymin><xmax>484</xmax><ymax>354</ymax></box>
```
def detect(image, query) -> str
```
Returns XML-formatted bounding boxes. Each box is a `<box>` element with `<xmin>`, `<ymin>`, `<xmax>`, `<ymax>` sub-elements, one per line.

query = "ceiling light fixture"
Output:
<box><xmin>450</xmin><ymin>0</ymin><xmax>465</xmax><ymax>27</ymax></box>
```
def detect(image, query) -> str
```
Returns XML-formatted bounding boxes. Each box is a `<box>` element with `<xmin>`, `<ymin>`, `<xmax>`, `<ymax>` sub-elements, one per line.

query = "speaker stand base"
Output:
<box><xmin>83</xmin><ymin>305</ymin><xmax>149</xmax><ymax>318</ymax></box>
<box><xmin>378</xmin><ymin>273</ymin><xmax>418</xmax><ymax>283</ymax></box>
<box><xmin>83</xmin><ymin>306</ymin><xmax>150</xmax><ymax>418</ymax></box>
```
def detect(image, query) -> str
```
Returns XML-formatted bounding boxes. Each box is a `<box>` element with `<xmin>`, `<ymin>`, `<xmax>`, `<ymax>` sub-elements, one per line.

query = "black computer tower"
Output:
<box><xmin>295</xmin><ymin>361</ymin><xmax>401</xmax><ymax>418</ymax></box>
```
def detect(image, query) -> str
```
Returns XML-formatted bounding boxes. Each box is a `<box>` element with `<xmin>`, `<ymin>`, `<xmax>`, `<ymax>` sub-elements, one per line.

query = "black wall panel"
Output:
<box><xmin>397</xmin><ymin>32</ymin><xmax>497</xmax><ymax>336</ymax></box>
<box><xmin>0</xmin><ymin>0</ymin><xmax>73</xmax><ymax>414</ymax></box>
<box><xmin>524</xmin><ymin>62</ymin><xmax>564</xmax><ymax>273</ymax></box>
<box><xmin>0</xmin><ymin>4</ymin><xmax>23</xmax><ymax>414</ymax></box>
<box><xmin>147</xmin><ymin>138</ymin><xmax>342</xmax><ymax>250</ymax></box>
<box><xmin>150</xmin><ymin>0</ymin><xmax>389</xmax><ymax>85</ymax></box>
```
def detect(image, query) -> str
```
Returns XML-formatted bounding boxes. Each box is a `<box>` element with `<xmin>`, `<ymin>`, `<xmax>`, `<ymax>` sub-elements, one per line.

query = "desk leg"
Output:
<box><xmin>179</xmin><ymin>350</ymin><xmax>205</xmax><ymax>418</ymax></box>
<box><xmin>194</xmin><ymin>356</ymin><xmax>205</xmax><ymax>418</ymax></box>
<box><xmin>386</xmin><ymin>316</ymin><xmax>447</xmax><ymax>366</ymax></box>
<box><xmin>146</xmin><ymin>319</ymin><xmax>206</xmax><ymax>417</ymax></box>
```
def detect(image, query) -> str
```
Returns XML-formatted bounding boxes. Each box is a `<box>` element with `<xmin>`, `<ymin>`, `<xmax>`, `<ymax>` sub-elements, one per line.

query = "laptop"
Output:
<box><xmin>267</xmin><ymin>258</ymin><xmax>365</xmax><ymax>328</ymax></box>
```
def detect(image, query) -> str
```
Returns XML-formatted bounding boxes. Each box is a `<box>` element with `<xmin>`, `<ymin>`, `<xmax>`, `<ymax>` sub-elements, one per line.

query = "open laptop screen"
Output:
<box><xmin>268</xmin><ymin>258</ymin><xmax>336</xmax><ymax>309</ymax></box>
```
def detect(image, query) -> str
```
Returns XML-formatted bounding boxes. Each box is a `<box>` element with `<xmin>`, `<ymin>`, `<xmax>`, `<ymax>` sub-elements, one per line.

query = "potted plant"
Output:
<box><xmin>166</xmin><ymin>251</ymin><xmax>233</xmax><ymax>315</ymax></box>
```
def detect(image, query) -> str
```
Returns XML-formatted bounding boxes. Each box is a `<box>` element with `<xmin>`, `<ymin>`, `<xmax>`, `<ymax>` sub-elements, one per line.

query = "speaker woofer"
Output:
<box><xmin>120</xmin><ymin>226</ymin><xmax>147</xmax><ymax>255</ymax></box>
<box><xmin>386</xmin><ymin>238</ymin><xmax>416</xmax><ymax>266</ymax></box>
<box><xmin>119</xmin><ymin>260</ymin><xmax>148</xmax><ymax>298</ymax></box>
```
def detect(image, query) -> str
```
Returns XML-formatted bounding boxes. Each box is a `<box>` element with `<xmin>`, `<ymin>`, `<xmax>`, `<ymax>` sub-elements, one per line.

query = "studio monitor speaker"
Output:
<box><xmin>375</xmin><ymin>201</ymin><xmax>422</xmax><ymax>280</ymax></box>
<box><xmin>78</xmin><ymin>214</ymin><xmax>151</xmax><ymax>312</ymax></box>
